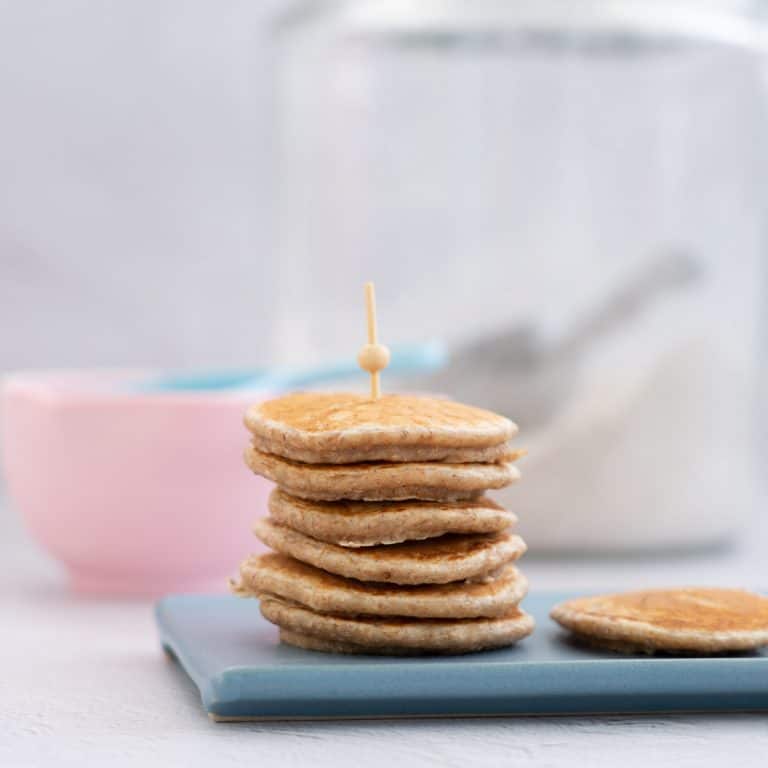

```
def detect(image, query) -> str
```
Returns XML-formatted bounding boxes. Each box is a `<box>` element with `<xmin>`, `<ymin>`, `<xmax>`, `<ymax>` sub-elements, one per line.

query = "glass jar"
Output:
<box><xmin>270</xmin><ymin>0</ymin><xmax>767</xmax><ymax>551</ymax></box>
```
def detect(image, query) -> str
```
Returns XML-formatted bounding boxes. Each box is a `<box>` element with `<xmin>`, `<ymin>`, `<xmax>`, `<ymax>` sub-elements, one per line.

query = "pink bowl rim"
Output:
<box><xmin>1</xmin><ymin>368</ymin><xmax>270</xmax><ymax>407</ymax></box>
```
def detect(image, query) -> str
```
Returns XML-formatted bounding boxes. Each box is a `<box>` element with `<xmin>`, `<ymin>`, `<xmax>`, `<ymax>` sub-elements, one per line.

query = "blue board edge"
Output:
<box><xmin>156</xmin><ymin>593</ymin><xmax>768</xmax><ymax>721</ymax></box>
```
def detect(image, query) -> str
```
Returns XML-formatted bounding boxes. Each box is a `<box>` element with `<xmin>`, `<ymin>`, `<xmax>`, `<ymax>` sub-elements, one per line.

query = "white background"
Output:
<box><xmin>0</xmin><ymin>0</ymin><xmax>282</xmax><ymax>372</ymax></box>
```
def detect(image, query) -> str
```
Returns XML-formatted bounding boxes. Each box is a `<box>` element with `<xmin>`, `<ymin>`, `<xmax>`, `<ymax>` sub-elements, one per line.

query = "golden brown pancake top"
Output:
<box><xmin>246</xmin><ymin>392</ymin><xmax>515</xmax><ymax>445</ymax></box>
<box><xmin>560</xmin><ymin>588</ymin><xmax>768</xmax><ymax>633</ymax></box>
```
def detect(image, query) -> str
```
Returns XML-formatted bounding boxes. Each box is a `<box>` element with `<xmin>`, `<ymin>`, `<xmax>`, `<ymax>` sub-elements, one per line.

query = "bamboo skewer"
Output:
<box><xmin>357</xmin><ymin>281</ymin><xmax>390</xmax><ymax>400</ymax></box>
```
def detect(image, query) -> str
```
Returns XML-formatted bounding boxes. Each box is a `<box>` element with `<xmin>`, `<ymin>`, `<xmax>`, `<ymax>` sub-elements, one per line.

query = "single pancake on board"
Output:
<box><xmin>245</xmin><ymin>392</ymin><xmax>517</xmax><ymax>464</ymax></box>
<box><xmin>244</xmin><ymin>445</ymin><xmax>522</xmax><ymax>502</ymax></box>
<box><xmin>253</xmin><ymin>518</ymin><xmax>526</xmax><ymax>585</ymax></box>
<box><xmin>268</xmin><ymin>489</ymin><xmax>517</xmax><ymax>547</ymax></box>
<box><xmin>260</xmin><ymin>596</ymin><xmax>535</xmax><ymax>654</ymax></box>
<box><xmin>550</xmin><ymin>588</ymin><xmax>768</xmax><ymax>653</ymax></box>
<box><xmin>233</xmin><ymin>553</ymin><xmax>528</xmax><ymax>619</ymax></box>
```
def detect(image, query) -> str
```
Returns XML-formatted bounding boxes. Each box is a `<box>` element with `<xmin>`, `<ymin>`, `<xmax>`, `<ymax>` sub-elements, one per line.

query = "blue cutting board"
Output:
<box><xmin>156</xmin><ymin>592</ymin><xmax>768</xmax><ymax>721</ymax></box>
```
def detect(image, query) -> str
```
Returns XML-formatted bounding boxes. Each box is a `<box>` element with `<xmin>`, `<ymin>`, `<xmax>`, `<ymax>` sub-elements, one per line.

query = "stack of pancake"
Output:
<box><xmin>232</xmin><ymin>392</ymin><xmax>533</xmax><ymax>655</ymax></box>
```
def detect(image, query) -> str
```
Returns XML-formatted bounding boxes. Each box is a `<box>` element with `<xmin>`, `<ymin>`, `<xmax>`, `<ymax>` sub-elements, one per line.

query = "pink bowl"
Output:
<box><xmin>0</xmin><ymin>370</ymin><xmax>272</xmax><ymax>596</ymax></box>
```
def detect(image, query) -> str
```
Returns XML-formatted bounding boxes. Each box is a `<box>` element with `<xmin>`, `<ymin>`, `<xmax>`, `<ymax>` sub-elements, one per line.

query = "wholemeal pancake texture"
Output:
<box><xmin>268</xmin><ymin>489</ymin><xmax>517</xmax><ymax>547</ymax></box>
<box><xmin>245</xmin><ymin>392</ymin><xmax>517</xmax><ymax>463</ymax></box>
<box><xmin>250</xmin><ymin>433</ymin><xmax>513</xmax><ymax>465</ymax></box>
<box><xmin>261</xmin><ymin>596</ymin><xmax>535</xmax><ymax>654</ymax></box>
<box><xmin>244</xmin><ymin>445</ymin><xmax>521</xmax><ymax>502</ymax></box>
<box><xmin>253</xmin><ymin>518</ymin><xmax>526</xmax><ymax>585</ymax></box>
<box><xmin>240</xmin><ymin>389</ymin><xmax>530</xmax><ymax>656</ymax></box>
<box><xmin>277</xmin><ymin>627</ymin><xmax>531</xmax><ymax>656</ymax></box>
<box><xmin>551</xmin><ymin>588</ymin><xmax>768</xmax><ymax>653</ymax></box>
<box><xmin>233</xmin><ymin>553</ymin><xmax>528</xmax><ymax>618</ymax></box>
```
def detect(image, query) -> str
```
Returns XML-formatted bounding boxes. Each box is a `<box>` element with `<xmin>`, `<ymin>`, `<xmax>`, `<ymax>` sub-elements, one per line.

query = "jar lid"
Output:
<box><xmin>277</xmin><ymin>0</ymin><xmax>768</xmax><ymax>50</ymax></box>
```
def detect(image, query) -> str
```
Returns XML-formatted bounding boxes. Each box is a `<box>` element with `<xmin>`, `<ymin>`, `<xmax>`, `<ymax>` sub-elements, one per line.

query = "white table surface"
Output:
<box><xmin>3</xmin><ymin>494</ymin><xmax>768</xmax><ymax>768</ymax></box>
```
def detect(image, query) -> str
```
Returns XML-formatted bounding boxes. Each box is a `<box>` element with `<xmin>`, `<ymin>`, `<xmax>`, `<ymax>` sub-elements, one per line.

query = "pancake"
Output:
<box><xmin>250</xmin><ymin>433</ymin><xmax>514</xmax><ymax>465</ymax></box>
<box><xmin>244</xmin><ymin>445</ymin><xmax>521</xmax><ymax>502</ymax></box>
<box><xmin>233</xmin><ymin>553</ymin><xmax>528</xmax><ymax>618</ymax></box>
<box><xmin>261</xmin><ymin>596</ymin><xmax>535</xmax><ymax>654</ymax></box>
<box><xmin>253</xmin><ymin>518</ymin><xmax>527</xmax><ymax>585</ymax></box>
<box><xmin>550</xmin><ymin>588</ymin><xmax>768</xmax><ymax>653</ymax></box>
<box><xmin>245</xmin><ymin>392</ymin><xmax>517</xmax><ymax>464</ymax></box>
<box><xmin>278</xmin><ymin>628</ymin><xmax>528</xmax><ymax>656</ymax></box>
<box><xmin>268</xmin><ymin>489</ymin><xmax>517</xmax><ymax>547</ymax></box>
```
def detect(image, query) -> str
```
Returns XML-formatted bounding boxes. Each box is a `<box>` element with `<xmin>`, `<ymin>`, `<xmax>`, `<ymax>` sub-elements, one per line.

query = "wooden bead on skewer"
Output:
<box><xmin>358</xmin><ymin>343</ymin><xmax>391</xmax><ymax>374</ymax></box>
<box><xmin>359</xmin><ymin>281</ymin><xmax>390</xmax><ymax>400</ymax></box>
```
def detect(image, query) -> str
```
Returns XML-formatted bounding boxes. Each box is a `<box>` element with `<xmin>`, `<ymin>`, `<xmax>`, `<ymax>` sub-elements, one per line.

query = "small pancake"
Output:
<box><xmin>550</xmin><ymin>588</ymin><xmax>768</xmax><ymax>653</ymax></box>
<box><xmin>245</xmin><ymin>392</ymin><xmax>517</xmax><ymax>464</ymax></box>
<box><xmin>261</xmin><ymin>596</ymin><xmax>535</xmax><ymax>654</ymax></box>
<box><xmin>244</xmin><ymin>445</ymin><xmax>521</xmax><ymax>502</ymax></box>
<box><xmin>268</xmin><ymin>489</ymin><xmax>517</xmax><ymax>547</ymax></box>
<box><xmin>253</xmin><ymin>518</ymin><xmax>526</xmax><ymax>585</ymax></box>
<box><xmin>233</xmin><ymin>553</ymin><xmax>528</xmax><ymax>618</ymax></box>
<box><xmin>278</xmin><ymin>629</ymin><xmax>516</xmax><ymax>656</ymax></box>
<box><xmin>250</xmin><ymin>433</ymin><xmax>514</xmax><ymax>465</ymax></box>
